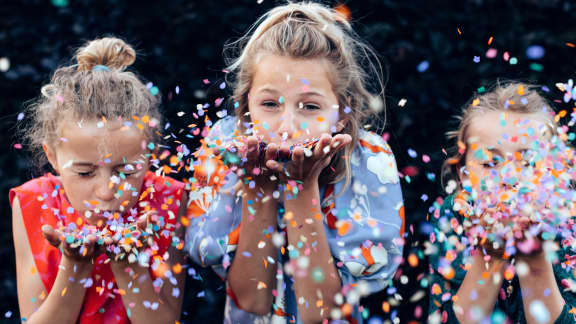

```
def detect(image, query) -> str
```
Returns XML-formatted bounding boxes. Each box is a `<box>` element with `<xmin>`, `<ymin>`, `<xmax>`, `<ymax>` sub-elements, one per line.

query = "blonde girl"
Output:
<box><xmin>11</xmin><ymin>37</ymin><xmax>187</xmax><ymax>323</ymax></box>
<box><xmin>187</xmin><ymin>3</ymin><xmax>404</xmax><ymax>323</ymax></box>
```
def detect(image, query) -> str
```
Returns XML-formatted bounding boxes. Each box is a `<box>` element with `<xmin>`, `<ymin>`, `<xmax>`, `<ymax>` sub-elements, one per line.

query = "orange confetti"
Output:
<box><xmin>488</xmin><ymin>36</ymin><xmax>494</xmax><ymax>45</ymax></box>
<box><xmin>457</xmin><ymin>28</ymin><xmax>462</xmax><ymax>35</ymax></box>
<box><xmin>408</xmin><ymin>253</ymin><xmax>418</xmax><ymax>267</ymax></box>
<box><xmin>566</xmin><ymin>42</ymin><xmax>576</xmax><ymax>48</ymax></box>
<box><xmin>337</xmin><ymin>220</ymin><xmax>352</xmax><ymax>236</ymax></box>
<box><xmin>61</xmin><ymin>287</ymin><xmax>68</xmax><ymax>296</ymax></box>
<box><xmin>472</xmin><ymin>98</ymin><xmax>480</xmax><ymax>106</ymax></box>
<box><xmin>173</xmin><ymin>263</ymin><xmax>182</xmax><ymax>274</ymax></box>
<box><xmin>382</xmin><ymin>301</ymin><xmax>390</xmax><ymax>313</ymax></box>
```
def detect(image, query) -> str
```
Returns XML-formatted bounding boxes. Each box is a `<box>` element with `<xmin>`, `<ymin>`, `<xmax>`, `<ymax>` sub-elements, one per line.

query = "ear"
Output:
<box><xmin>42</xmin><ymin>143</ymin><xmax>59</xmax><ymax>174</ymax></box>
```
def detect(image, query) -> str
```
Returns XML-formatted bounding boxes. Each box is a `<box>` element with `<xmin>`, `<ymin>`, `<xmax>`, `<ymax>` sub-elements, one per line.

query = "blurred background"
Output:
<box><xmin>2</xmin><ymin>0</ymin><xmax>576</xmax><ymax>323</ymax></box>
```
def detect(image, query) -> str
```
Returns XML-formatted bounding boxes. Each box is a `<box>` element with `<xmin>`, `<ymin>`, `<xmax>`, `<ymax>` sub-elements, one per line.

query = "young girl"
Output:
<box><xmin>429</xmin><ymin>82</ymin><xmax>576</xmax><ymax>323</ymax></box>
<box><xmin>11</xmin><ymin>37</ymin><xmax>187</xmax><ymax>323</ymax></box>
<box><xmin>186</xmin><ymin>3</ymin><xmax>404</xmax><ymax>323</ymax></box>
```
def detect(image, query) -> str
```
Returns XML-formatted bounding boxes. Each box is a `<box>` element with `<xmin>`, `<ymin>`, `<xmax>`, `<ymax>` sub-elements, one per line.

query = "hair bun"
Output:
<box><xmin>76</xmin><ymin>37</ymin><xmax>136</xmax><ymax>72</ymax></box>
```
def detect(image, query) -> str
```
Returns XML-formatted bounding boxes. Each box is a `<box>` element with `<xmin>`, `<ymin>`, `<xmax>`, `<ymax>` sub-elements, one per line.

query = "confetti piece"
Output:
<box><xmin>526</xmin><ymin>45</ymin><xmax>545</xmax><ymax>59</ymax></box>
<box><xmin>529</xmin><ymin>300</ymin><xmax>550</xmax><ymax>323</ymax></box>
<box><xmin>416</xmin><ymin>61</ymin><xmax>429</xmax><ymax>72</ymax></box>
<box><xmin>485</xmin><ymin>48</ymin><xmax>497</xmax><ymax>59</ymax></box>
<box><xmin>398</xmin><ymin>98</ymin><xmax>407</xmax><ymax>107</ymax></box>
<box><xmin>0</xmin><ymin>57</ymin><xmax>10</xmax><ymax>72</ymax></box>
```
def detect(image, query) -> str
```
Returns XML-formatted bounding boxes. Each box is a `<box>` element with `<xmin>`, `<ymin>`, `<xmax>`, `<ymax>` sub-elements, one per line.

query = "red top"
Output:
<box><xmin>10</xmin><ymin>172</ymin><xmax>185</xmax><ymax>323</ymax></box>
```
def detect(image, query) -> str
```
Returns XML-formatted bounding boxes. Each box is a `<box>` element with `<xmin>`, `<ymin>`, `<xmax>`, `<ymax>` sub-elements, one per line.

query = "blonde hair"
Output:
<box><xmin>224</xmin><ymin>1</ymin><xmax>386</xmax><ymax>188</ymax></box>
<box><xmin>442</xmin><ymin>81</ymin><xmax>556</xmax><ymax>189</ymax></box>
<box><xmin>23</xmin><ymin>37</ymin><xmax>161</xmax><ymax>169</ymax></box>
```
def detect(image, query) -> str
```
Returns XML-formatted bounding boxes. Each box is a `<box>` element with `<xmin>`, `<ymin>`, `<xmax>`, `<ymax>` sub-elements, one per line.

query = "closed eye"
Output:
<box><xmin>262</xmin><ymin>101</ymin><xmax>279</xmax><ymax>109</ymax></box>
<box><xmin>77</xmin><ymin>170</ymin><xmax>95</xmax><ymax>177</ymax></box>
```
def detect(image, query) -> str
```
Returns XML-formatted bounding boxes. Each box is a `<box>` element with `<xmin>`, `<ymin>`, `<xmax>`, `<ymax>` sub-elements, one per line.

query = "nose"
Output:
<box><xmin>277</xmin><ymin>109</ymin><xmax>297</xmax><ymax>141</ymax></box>
<box><xmin>94</xmin><ymin>173</ymin><xmax>116</xmax><ymax>203</ymax></box>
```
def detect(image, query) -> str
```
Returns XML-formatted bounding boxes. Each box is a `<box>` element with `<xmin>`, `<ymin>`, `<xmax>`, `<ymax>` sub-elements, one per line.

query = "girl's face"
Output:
<box><xmin>463</xmin><ymin>111</ymin><xmax>551</xmax><ymax>193</ymax></box>
<box><xmin>247</xmin><ymin>54</ymin><xmax>342</xmax><ymax>145</ymax></box>
<box><xmin>44</xmin><ymin>118</ymin><xmax>149</xmax><ymax>225</ymax></box>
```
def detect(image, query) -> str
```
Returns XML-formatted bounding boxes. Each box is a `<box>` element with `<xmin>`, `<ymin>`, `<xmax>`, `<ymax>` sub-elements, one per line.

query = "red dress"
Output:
<box><xmin>10</xmin><ymin>172</ymin><xmax>185</xmax><ymax>323</ymax></box>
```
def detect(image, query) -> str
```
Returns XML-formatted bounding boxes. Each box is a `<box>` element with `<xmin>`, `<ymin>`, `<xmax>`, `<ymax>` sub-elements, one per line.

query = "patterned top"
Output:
<box><xmin>10</xmin><ymin>172</ymin><xmax>185</xmax><ymax>324</ymax></box>
<box><xmin>428</xmin><ymin>194</ymin><xmax>576</xmax><ymax>324</ymax></box>
<box><xmin>186</xmin><ymin>116</ymin><xmax>405</xmax><ymax>324</ymax></box>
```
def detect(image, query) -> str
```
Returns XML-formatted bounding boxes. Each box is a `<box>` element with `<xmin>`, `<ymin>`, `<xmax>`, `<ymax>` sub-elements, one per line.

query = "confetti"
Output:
<box><xmin>0</xmin><ymin>57</ymin><xmax>10</xmax><ymax>72</ymax></box>
<box><xmin>416</xmin><ymin>61</ymin><xmax>429</xmax><ymax>72</ymax></box>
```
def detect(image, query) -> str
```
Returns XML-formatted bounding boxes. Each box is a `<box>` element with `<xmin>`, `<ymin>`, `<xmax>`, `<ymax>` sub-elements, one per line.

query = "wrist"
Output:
<box><xmin>61</xmin><ymin>255</ymin><xmax>93</xmax><ymax>276</ymax></box>
<box><xmin>516</xmin><ymin>251</ymin><xmax>552</xmax><ymax>274</ymax></box>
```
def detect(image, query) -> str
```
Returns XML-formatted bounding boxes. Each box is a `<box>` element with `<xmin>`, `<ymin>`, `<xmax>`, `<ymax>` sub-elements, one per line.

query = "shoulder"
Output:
<box><xmin>9</xmin><ymin>174</ymin><xmax>60</xmax><ymax>211</ymax></box>
<box><xmin>351</xmin><ymin>131</ymin><xmax>399</xmax><ymax>185</ymax></box>
<box><xmin>207</xmin><ymin>116</ymin><xmax>239</xmax><ymax>142</ymax></box>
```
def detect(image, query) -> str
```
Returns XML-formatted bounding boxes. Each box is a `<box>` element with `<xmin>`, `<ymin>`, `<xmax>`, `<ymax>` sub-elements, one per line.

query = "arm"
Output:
<box><xmin>13</xmin><ymin>197</ymin><xmax>95</xmax><ymax>324</ymax></box>
<box><xmin>283</xmin><ymin>181</ymin><xmax>342</xmax><ymax>324</ymax></box>
<box><xmin>267</xmin><ymin>134</ymin><xmax>350</xmax><ymax>324</ymax></box>
<box><xmin>227</xmin><ymin>137</ymin><xmax>279</xmax><ymax>314</ymax></box>
<box><xmin>453</xmin><ymin>251</ymin><xmax>506</xmax><ymax>323</ymax></box>
<box><xmin>517</xmin><ymin>252</ymin><xmax>565</xmax><ymax>324</ymax></box>
<box><xmin>110</xmin><ymin>193</ymin><xmax>188</xmax><ymax>324</ymax></box>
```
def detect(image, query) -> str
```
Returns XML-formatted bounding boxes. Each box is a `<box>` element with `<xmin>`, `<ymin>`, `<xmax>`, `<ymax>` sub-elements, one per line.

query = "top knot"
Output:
<box><xmin>75</xmin><ymin>37</ymin><xmax>136</xmax><ymax>72</ymax></box>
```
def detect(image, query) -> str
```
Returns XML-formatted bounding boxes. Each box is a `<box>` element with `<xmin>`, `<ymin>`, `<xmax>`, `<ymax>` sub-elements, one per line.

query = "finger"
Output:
<box><xmin>137</xmin><ymin>214</ymin><xmax>149</xmax><ymax>232</ymax></box>
<box><xmin>265</xmin><ymin>143</ymin><xmax>278</xmax><ymax>163</ymax></box>
<box><xmin>41</xmin><ymin>225</ymin><xmax>62</xmax><ymax>248</ymax></box>
<box><xmin>265</xmin><ymin>159</ymin><xmax>283</xmax><ymax>173</ymax></box>
<box><xmin>245</xmin><ymin>136</ymin><xmax>260</xmax><ymax>162</ymax></box>
<box><xmin>314</xmin><ymin>134</ymin><xmax>332</xmax><ymax>159</ymax></box>
<box><xmin>278</xmin><ymin>143</ymin><xmax>291</xmax><ymax>162</ymax></box>
<box><xmin>292</xmin><ymin>146</ymin><xmax>305</xmax><ymax>165</ymax></box>
<box><xmin>332</xmin><ymin>134</ymin><xmax>352</xmax><ymax>151</ymax></box>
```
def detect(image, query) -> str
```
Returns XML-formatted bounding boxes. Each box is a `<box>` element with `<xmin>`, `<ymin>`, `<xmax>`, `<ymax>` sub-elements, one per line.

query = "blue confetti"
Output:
<box><xmin>417</xmin><ymin>60</ymin><xmax>429</xmax><ymax>72</ymax></box>
<box><xmin>526</xmin><ymin>45</ymin><xmax>545</xmax><ymax>60</ymax></box>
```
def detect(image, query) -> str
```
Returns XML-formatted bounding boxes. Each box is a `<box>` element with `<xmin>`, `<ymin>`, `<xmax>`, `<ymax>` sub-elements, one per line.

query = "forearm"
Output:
<box><xmin>24</xmin><ymin>257</ymin><xmax>92</xmax><ymax>324</ymax></box>
<box><xmin>284</xmin><ymin>182</ymin><xmax>341</xmax><ymax>324</ymax></box>
<box><xmin>453</xmin><ymin>252</ymin><xmax>506</xmax><ymax>323</ymax></box>
<box><xmin>111</xmin><ymin>263</ymin><xmax>181</xmax><ymax>324</ymax></box>
<box><xmin>518</xmin><ymin>253</ymin><xmax>565</xmax><ymax>324</ymax></box>
<box><xmin>227</xmin><ymin>187</ymin><xmax>278</xmax><ymax>314</ymax></box>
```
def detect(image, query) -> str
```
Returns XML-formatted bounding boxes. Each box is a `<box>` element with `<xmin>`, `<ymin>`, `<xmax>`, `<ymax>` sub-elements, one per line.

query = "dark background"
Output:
<box><xmin>1</xmin><ymin>0</ymin><xmax>576</xmax><ymax>323</ymax></box>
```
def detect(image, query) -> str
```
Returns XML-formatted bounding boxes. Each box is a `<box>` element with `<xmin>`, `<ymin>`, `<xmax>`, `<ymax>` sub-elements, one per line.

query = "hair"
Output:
<box><xmin>23</xmin><ymin>37</ymin><xmax>161</xmax><ymax>170</ymax></box>
<box><xmin>442</xmin><ymin>81</ymin><xmax>557</xmax><ymax>190</ymax></box>
<box><xmin>224</xmin><ymin>1</ymin><xmax>386</xmax><ymax>189</ymax></box>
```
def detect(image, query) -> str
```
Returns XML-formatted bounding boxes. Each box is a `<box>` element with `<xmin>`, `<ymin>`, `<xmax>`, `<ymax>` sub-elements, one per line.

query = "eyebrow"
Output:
<box><xmin>255</xmin><ymin>87</ymin><xmax>326</xmax><ymax>98</ymax></box>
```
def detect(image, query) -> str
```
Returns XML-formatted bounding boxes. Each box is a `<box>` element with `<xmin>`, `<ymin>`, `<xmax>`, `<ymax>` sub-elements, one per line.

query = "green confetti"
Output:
<box><xmin>51</xmin><ymin>0</ymin><xmax>68</xmax><ymax>7</ymax></box>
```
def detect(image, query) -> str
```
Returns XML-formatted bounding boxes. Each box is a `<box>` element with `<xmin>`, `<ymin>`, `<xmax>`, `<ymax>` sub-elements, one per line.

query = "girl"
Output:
<box><xmin>187</xmin><ymin>3</ymin><xmax>404</xmax><ymax>324</ymax></box>
<box><xmin>11</xmin><ymin>37</ymin><xmax>187</xmax><ymax>323</ymax></box>
<box><xmin>429</xmin><ymin>82</ymin><xmax>576</xmax><ymax>323</ymax></box>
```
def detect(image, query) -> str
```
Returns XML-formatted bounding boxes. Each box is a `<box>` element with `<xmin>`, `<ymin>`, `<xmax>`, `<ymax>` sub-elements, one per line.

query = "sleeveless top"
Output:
<box><xmin>10</xmin><ymin>171</ymin><xmax>185</xmax><ymax>323</ymax></box>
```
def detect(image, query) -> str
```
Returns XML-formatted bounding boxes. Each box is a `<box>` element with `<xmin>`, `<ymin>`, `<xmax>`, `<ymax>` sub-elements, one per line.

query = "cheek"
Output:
<box><xmin>60</xmin><ymin>177</ymin><xmax>93</xmax><ymax>209</ymax></box>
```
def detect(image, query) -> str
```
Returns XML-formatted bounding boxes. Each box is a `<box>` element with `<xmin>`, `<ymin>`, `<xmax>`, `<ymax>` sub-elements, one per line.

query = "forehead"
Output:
<box><xmin>467</xmin><ymin>111</ymin><xmax>550</xmax><ymax>152</ymax></box>
<box><xmin>251</xmin><ymin>54</ymin><xmax>335</xmax><ymax>90</ymax></box>
<box><xmin>56</xmin><ymin>118</ymin><xmax>147</xmax><ymax>162</ymax></box>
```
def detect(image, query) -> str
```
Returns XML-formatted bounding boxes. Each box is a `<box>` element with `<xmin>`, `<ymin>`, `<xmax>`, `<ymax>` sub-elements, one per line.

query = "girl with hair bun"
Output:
<box><xmin>11</xmin><ymin>37</ymin><xmax>187</xmax><ymax>323</ymax></box>
<box><xmin>187</xmin><ymin>2</ymin><xmax>404</xmax><ymax>323</ymax></box>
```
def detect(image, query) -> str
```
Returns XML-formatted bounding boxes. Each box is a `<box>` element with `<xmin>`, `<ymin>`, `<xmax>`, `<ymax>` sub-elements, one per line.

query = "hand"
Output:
<box><xmin>42</xmin><ymin>224</ymin><xmax>101</xmax><ymax>263</ymax></box>
<box><xmin>265</xmin><ymin>133</ymin><xmax>351</xmax><ymax>185</ymax></box>
<box><xmin>225</xmin><ymin>135</ymin><xmax>285</xmax><ymax>192</ymax></box>
<box><xmin>103</xmin><ymin>211</ymin><xmax>161</xmax><ymax>267</ymax></box>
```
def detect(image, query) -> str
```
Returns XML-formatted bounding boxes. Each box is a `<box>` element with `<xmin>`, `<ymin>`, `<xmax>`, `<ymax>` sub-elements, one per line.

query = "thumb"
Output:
<box><xmin>41</xmin><ymin>224</ymin><xmax>62</xmax><ymax>248</ymax></box>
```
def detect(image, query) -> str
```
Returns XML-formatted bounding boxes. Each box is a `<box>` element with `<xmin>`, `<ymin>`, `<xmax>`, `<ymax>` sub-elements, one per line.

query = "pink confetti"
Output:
<box><xmin>485</xmin><ymin>48</ymin><xmax>498</xmax><ymax>59</ymax></box>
